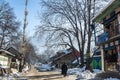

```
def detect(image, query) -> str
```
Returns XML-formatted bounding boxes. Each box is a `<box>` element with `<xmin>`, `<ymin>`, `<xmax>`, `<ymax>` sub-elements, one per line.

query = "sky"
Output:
<box><xmin>5</xmin><ymin>0</ymin><xmax>45</xmax><ymax>54</ymax></box>
<box><xmin>4</xmin><ymin>0</ymin><xmax>112</xmax><ymax>54</ymax></box>
<box><xmin>5</xmin><ymin>0</ymin><xmax>40</xmax><ymax>36</ymax></box>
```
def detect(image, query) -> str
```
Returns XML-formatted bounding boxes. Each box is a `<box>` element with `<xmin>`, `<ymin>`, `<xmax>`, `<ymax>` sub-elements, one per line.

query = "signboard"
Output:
<box><xmin>0</xmin><ymin>55</ymin><xmax>8</xmax><ymax>67</ymax></box>
<box><xmin>115</xmin><ymin>41</ymin><xmax>119</xmax><ymax>45</ymax></box>
<box><xmin>110</xmin><ymin>42</ymin><xmax>114</xmax><ymax>46</ymax></box>
<box><xmin>97</xmin><ymin>32</ymin><xmax>108</xmax><ymax>44</ymax></box>
<box><xmin>105</xmin><ymin>44</ymin><xmax>108</xmax><ymax>48</ymax></box>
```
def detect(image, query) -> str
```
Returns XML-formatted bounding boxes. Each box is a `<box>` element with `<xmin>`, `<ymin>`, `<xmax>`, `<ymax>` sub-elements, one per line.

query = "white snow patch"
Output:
<box><xmin>63</xmin><ymin>49</ymin><xmax>72</xmax><ymax>54</ymax></box>
<box><xmin>67</xmin><ymin>67</ymin><xmax>97</xmax><ymax>79</ymax></box>
<box><xmin>67</xmin><ymin>68</ymin><xmax>82</xmax><ymax>75</ymax></box>
<box><xmin>104</xmin><ymin>77</ymin><xmax>119</xmax><ymax>80</ymax></box>
<box><xmin>76</xmin><ymin>70</ymin><xmax>95</xmax><ymax>79</ymax></box>
<box><xmin>67</xmin><ymin>67</ymin><xmax>120</xmax><ymax>80</ymax></box>
<box><xmin>93</xmin><ymin>69</ymin><xmax>102</xmax><ymax>74</ymax></box>
<box><xmin>67</xmin><ymin>67</ymin><xmax>85</xmax><ymax>75</ymax></box>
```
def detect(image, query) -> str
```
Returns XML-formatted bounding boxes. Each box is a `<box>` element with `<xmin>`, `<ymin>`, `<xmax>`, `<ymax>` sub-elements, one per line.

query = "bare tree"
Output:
<box><xmin>0</xmin><ymin>1</ymin><xmax>21</xmax><ymax>49</ymax></box>
<box><xmin>25</xmin><ymin>41</ymin><xmax>38</xmax><ymax>64</ymax></box>
<box><xmin>36</xmin><ymin>0</ymin><xmax>111</xmax><ymax>70</ymax></box>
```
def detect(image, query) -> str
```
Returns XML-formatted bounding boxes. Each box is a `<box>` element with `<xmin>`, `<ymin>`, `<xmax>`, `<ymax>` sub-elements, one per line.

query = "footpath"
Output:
<box><xmin>94</xmin><ymin>71</ymin><xmax>120</xmax><ymax>80</ymax></box>
<box><xmin>21</xmin><ymin>66</ymin><xmax>77</xmax><ymax>80</ymax></box>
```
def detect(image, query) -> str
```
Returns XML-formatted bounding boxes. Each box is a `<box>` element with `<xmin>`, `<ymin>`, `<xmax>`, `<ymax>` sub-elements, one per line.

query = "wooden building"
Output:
<box><xmin>0</xmin><ymin>47</ymin><xmax>21</xmax><ymax>75</ymax></box>
<box><xmin>7</xmin><ymin>47</ymin><xmax>21</xmax><ymax>70</ymax></box>
<box><xmin>93</xmin><ymin>0</ymin><xmax>120</xmax><ymax>71</ymax></box>
<box><xmin>0</xmin><ymin>49</ymin><xmax>15</xmax><ymax>68</ymax></box>
<box><xmin>0</xmin><ymin>49</ymin><xmax>15</xmax><ymax>75</ymax></box>
<box><xmin>51</xmin><ymin>47</ymin><xmax>80</xmax><ymax>68</ymax></box>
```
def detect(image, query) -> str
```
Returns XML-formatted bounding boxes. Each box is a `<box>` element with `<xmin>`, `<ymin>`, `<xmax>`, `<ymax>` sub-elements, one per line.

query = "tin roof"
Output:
<box><xmin>93</xmin><ymin>0</ymin><xmax>120</xmax><ymax>22</ymax></box>
<box><xmin>7</xmin><ymin>47</ymin><xmax>21</xmax><ymax>58</ymax></box>
<box><xmin>0</xmin><ymin>49</ymin><xmax>15</xmax><ymax>57</ymax></box>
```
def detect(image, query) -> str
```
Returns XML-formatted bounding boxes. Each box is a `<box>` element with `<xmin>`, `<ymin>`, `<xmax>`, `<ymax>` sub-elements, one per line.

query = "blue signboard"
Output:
<box><xmin>96</xmin><ymin>32</ymin><xmax>108</xmax><ymax>44</ymax></box>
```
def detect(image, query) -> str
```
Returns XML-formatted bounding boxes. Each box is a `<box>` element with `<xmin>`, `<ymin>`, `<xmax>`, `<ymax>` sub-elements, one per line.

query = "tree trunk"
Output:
<box><xmin>85</xmin><ymin>0</ymin><xmax>93</xmax><ymax>72</ymax></box>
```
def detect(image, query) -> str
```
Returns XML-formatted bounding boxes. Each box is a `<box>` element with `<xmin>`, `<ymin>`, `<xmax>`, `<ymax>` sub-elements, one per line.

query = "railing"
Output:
<box><xmin>109</xmin><ymin>24</ymin><xmax>120</xmax><ymax>38</ymax></box>
<box><xmin>96</xmin><ymin>24</ymin><xmax>120</xmax><ymax>45</ymax></box>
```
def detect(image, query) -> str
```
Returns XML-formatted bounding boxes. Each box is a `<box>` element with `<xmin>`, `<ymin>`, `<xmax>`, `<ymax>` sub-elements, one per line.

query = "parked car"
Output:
<box><xmin>34</xmin><ymin>63</ymin><xmax>42</xmax><ymax>68</ymax></box>
<box><xmin>36</xmin><ymin>64</ymin><xmax>54</xmax><ymax>71</ymax></box>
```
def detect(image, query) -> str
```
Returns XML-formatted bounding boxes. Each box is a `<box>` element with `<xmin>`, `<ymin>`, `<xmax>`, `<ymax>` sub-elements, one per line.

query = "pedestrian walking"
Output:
<box><xmin>61</xmin><ymin>62</ymin><xmax>68</xmax><ymax>77</ymax></box>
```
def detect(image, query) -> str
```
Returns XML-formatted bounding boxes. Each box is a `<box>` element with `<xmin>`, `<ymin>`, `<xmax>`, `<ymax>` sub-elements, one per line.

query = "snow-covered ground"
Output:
<box><xmin>67</xmin><ymin>67</ymin><xmax>119</xmax><ymax>80</ymax></box>
<box><xmin>1</xmin><ymin>66</ymin><xmax>119</xmax><ymax>80</ymax></box>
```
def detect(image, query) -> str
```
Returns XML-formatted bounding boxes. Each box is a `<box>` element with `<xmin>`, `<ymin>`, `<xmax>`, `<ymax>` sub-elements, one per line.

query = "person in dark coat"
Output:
<box><xmin>61</xmin><ymin>62</ymin><xmax>68</xmax><ymax>77</ymax></box>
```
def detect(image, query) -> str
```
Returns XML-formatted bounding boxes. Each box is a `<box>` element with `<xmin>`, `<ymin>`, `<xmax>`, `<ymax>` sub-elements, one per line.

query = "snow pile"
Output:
<box><xmin>67</xmin><ymin>68</ymin><xmax>82</xmax><ymax>75</ymax></box>
<box><xmin>93</xmin><ymin>69</ymin><xmax>102</xmax><ymax>74</ymax></box>
<box><xmin>67</xmin><ymin>68</ymin><xmax>120</xmax><ymax>80</ymax></box>
<box><xmin>104</xmin><ymin>77</ymin><xmax>119</xmax><ymax>80</ymax></box>
<box><xmin>76</xmin><ymin>70</ymin><xmax>95</xmax><ymax>79</ymax></box>
<box><xmin>67</xmin><ymin>67</ymin><xmax>85</xmax><ymax>75</ymax></box>
<box><xmin>67</xmin><ymin>67</ymin><xmax>96</xmax><ymax>79</ymax></box>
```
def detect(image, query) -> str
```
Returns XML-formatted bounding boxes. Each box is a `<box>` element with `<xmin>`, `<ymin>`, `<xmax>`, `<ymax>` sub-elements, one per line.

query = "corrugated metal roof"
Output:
<box><xmin>93</xmin><ymin>0</ymin><xmax>120</xmax><ymax>22</ymax></box>
<box><xmin>0</xmin><ymin>49</ymin><xmax>15</xmax><ymax>56</ymax></box>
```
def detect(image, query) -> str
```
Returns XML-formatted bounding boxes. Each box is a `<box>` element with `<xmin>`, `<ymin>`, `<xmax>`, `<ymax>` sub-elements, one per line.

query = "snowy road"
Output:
<box><xmin>20</xmin><ymin>66</ymin><xmax>77</xmax><ymax>80</ymax></box>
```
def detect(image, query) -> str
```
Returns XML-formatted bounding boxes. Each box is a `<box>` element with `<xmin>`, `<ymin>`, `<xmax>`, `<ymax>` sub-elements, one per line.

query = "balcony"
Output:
<box><xmin>96</xmin><ymin>31</ymin><xmax>108</xmax><ymax>45</ymax></box>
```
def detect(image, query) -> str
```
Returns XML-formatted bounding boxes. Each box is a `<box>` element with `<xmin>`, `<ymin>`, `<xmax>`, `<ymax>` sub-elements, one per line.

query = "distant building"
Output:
<box><xmin>0</xmin><ymin>47</ymin><xmax>22</xmax><ymax>75</ymax></box>
<box><xmin>0</xmin><ymin>49</ymin><xmax>15</xmax><ymax>68</ymax></box>
<box><xmin>0</xmin><ymin>49</ymin><xmax>15</xmax><ymax>75</ymax></box>
<box><xmin>93</xmin><ymin>0</ymin><xmax>120</xmax><ymax>71</ymax></box>
<box><xmin>50</xmin><ymin>47</ymin><xmax>80</xmax><ymax>68</ymax></box>
<box><xmin>7</xmin><ymin>47</ymin><xmax>22</xmax><ymax>71</ymax></box>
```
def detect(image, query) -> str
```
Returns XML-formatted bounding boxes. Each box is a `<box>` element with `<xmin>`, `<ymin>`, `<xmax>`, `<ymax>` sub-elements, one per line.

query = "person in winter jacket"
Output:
<box><xmin>61</xmin><ymin>62</ymin><xmax>68</xmax><ymax>77</ymax></box>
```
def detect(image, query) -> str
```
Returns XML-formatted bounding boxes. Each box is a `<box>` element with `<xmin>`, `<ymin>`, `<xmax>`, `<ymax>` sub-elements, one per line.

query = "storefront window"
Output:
<box><xmin>117</xmin><ymin>45</ymin><xmax>120</xmax><ymax>70</ymax></box>
<box><xmin>117</xmin><ymin>14</ymin><xmax>120</xmax><ymax>34</ymax></box>
<box><xmin>104</xmin><ymin>48</ymin><xmax>118</xmax><ymax>71</ymax></box>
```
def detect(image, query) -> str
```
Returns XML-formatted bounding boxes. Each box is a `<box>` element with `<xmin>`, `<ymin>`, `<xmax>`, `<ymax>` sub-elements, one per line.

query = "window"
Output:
<box><xmin>107</xmin><ymin>19</ymin><xmax>119</xmax><ymax>38</ymax></box>
<box><xmin>110</xmin><ymin>11</ymin><xmax>115</xmax><ymax>17</ymax></box>
<box><xmin>114</xmin><ymin>19</ymin><xmax>119</xmax><ymax>35</ymax></box>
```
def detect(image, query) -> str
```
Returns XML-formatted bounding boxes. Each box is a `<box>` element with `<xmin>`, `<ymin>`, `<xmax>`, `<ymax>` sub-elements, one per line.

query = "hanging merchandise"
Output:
<box><xmin>109</xmin><ymin>50</ymin><xmax>112</xmax><ymax>55</ymax></box>
<box><xmin>117</xmin><ymin>45</ymin><xmax>120</xmax><ymax>69</ymax></box>
<box><xmin>113</xmin><ymin>49</ymin><xmax>116</xmax><ymax>54</ymax></box>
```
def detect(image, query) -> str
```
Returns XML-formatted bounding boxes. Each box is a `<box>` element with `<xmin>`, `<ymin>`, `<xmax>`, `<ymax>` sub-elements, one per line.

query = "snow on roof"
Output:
<box><xmin>57</xmin><ymin>48</ymin><xmax>72</xmax><ymax>54</ymax></box>
<box><xmin>54</xmin><ymin>48</ymin><xmax>73</xmax><ymax>61</ymax></box>
<box><xmin>92</xmin><ymin>0</ymin><xmax>115</xmax><ymax>22</ymax></box>
<box><xmin>0</xmin><ymin>49</ymin><xmax>15</xmax><ymax>56</ymax></box>
<box><xmin>63</xmin><ymin>48</ymin><xmax>72</xmax><ymax>54</ymax></box>
<box><xmin>72</xmin><ymin>58</ymin><xmax>87</xmax><ymax>64</ymax></box>
<box><xmin>72</xmin><ymin>58</ymin><xmax>80</xmax><ymax>64</ymax></box>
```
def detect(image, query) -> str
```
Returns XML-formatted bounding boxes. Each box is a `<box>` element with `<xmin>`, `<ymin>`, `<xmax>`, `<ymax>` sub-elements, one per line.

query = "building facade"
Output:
<box><xmin>0</xmin><ymin>49</ymin><xmax>15</xmax><ymax>75</ymax></box>
<box><xmin>51</xmin><ymin>47</ymin><xmax>80</xmax><ymax>68</ymax></box>
<box><xmin>93</xmin><ymin>0</ymin><xmax>120</xmax><ymax>71</ymax></box>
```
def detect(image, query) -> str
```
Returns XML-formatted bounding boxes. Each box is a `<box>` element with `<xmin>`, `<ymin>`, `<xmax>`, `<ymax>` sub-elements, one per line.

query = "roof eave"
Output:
<box><xmin>0</xmin><ymin>49</ymin><xmax>15</xmax><ymax>57</ymax></box>
<box><xmin>93</xmin><ymin>0</ymin><xmax>120</xmax><ymax>23</ymax></box>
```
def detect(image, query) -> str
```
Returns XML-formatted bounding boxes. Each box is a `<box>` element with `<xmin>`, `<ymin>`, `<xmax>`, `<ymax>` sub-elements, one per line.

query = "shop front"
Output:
<box><xmin>0</xmin><ymin>49</ymin><xmax>15</xmax><ymax>75</ymax></box>
<box><xmin>103</xmin><ymin>40</ymin><xmax>120</xmax><ymax>71</ymax></box>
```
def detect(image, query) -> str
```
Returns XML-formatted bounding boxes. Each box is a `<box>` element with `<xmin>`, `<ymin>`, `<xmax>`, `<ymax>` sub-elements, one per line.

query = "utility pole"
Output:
<box><xmin>20</xmin><ymin>0</ymin><xmax>28</xmax><ymax>72</ymax></box>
